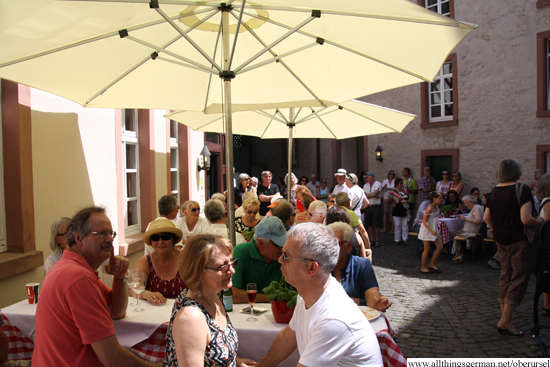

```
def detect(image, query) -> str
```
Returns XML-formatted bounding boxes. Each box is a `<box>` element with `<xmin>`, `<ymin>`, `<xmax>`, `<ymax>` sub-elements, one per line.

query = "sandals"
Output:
<box><xmin>373</xmin><ymin>241</ymin><xmax>380</xmax><ymax>247</ymax></box>
<box><xmin>428</xmin><ymin>267</ymin><xmax>442</xmax><ymax>273</ymax></box>
<box><xmin>420</xmin><ymin>269</ymin><xmax>433</xmax><ymax>274</ymax></box>
<box><xmin>497</xmin><ymin>324</ymin><xmax>524</xmax><ymax>337</ymax></box>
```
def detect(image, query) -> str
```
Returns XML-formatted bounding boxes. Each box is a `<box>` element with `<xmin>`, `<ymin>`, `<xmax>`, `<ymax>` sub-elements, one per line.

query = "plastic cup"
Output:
<box><xmin>26</xmin><ymin>283</ymin><xmax>40</xmax><ymax>304</ymax></box>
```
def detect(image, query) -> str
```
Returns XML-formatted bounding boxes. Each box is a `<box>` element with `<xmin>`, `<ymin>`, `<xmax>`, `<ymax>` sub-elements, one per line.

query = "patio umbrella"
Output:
<box><xmin>165</xmin><ymin>99</ymin><xmax>416</xmax><ymax>201</ymax></box>
<box><xmin>0</xmin><ymin>0</ymin><xmax>476</xmax><ymax>244</ymax></box>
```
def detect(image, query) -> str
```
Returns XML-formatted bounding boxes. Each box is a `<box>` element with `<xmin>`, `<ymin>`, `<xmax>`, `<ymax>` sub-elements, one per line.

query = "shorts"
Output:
<box><xmin>364</xmin><ymin>205</ymin><xmax>381</xmax><ymax>227</ymax></box>
<box><xmin>383</xmin><ymin>199</ymin><xmax>392</xmax><ymax>213</ymax></box>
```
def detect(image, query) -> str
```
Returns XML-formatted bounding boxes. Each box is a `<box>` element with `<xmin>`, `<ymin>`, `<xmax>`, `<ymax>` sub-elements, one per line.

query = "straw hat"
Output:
<box><xmin>143</xmin><ymin>218</ymin><xmax>183</xmax><ymax>245</ymax></box>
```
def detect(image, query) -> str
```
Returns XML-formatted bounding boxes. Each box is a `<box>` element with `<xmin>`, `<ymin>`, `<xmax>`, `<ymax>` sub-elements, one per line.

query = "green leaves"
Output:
<box><xmin>262</xmin><ymin>275</ymin><xmax>298</xmax><ymax>308</ymax></box>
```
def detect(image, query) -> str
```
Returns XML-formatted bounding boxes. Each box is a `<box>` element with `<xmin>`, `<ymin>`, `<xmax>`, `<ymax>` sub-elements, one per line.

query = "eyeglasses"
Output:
<box><xmin>190</xmin><ymin>207</ymin><xmax>200</xmax><ymax>212</ymax></box>
<box><xmin>204</xmin><ymin>258</ymin><xmax>238</xmax><ymax>273</ymax></box>
<box><xmin>56</xmin><ymin>232</ymin><xmax>67</xmax><ymax>237</ymax></box>
<box><xmin>281</xmin><ymin>251</ymin><xmax>315</xmax><ymax>263</ymax></box>
<box><xmin>307</xmin><ymin>211</ymin><xmax>320</xmax><ymax>217</ymax></box>
<box><xmin>90</xmin><ymin>230</ymin><xmax>117</xmax><ymax>240</ymax></box>
<box><xmin>246</xmin><ymin>210</ymin><xmax>258</xmax><ymax>215</ymax></box>
<box><xmin>150</xmin><ymin>233</ymin><xmax>173</xmax><ymax>242</ymax></box>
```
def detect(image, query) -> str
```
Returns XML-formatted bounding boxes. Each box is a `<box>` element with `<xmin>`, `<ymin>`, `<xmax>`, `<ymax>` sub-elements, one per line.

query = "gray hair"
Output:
<box><xmin>158</xmin><ymin>195</ymin><xmax>178</xmax><ymax>216</ymax></box>
<box><xmin>237</xmin><ymin>173</ymin><xmax>250</xmax><ymax>187</ymax></box>
<box><xmin>66</xmin><ymin>206</ymin><xmax>106</xmax><ymax>247</ymax></box>
<box><xmin>285</xmin><ymin>172</ymin><xmax>297</xmax><ymax>186</ymax></box>
<box><xmin>211</xmin><ymin>193</ymin><xmax>226</xmax><ymax>203</ymax></box>
<box><xmin>462</xmin><ymin>195</ymin><xmax>476</xmax><ymax>204</ymax></box>
<box><xmin>538</xmin><ymin>173</ymin><xmax>550</xmax><ymax>199</ymax></box>
<box><xmin>335</xmin><ymin>192</ymin><xmax>349</xmax><ymax>207</ymax></box>
<box><xmin>261</xmin><ymin>171</ymin><xmax>272</xmax><ymax>178</ymax></box>
<box><xmin>496</xmin><ymin>158</ymin><xmax>522</xmax><ymax>183</ymax></box>
<box><xmin>250</xmin><ymin>177</ymin><xmax>258</xmax><ymax>186</ymax></box>
<box><xmin>309</xmin><ymin>201</ymin><xmax>327</xmax><ymax>216</ymax></box>
<box><xmin>253</xmin><ymin>234</ymin><xmax>272</xmax><ymax>247</ymax></box>
<box><xmin>327</xmin><ymin>222</ymin><xmax>354</xmax><ymax>243</ymax></box>
<box><xmin>346</xmin><ymin>173</ymin><xmax>358</xmax><ymax>185</ymax></box>
<box><xmin>287</xmin><ymin>223</ymin><xmax>338</xmax><ymax>275</ymax></box>
<box><xmin>204</xmin><ymin>199</ymin><xmax>225</xmax><ymax>223</ymax></box>
<box><xmin>50</xmin><ymin>217</ymin><xmax>71</xmax><ymax>252</ymax></box>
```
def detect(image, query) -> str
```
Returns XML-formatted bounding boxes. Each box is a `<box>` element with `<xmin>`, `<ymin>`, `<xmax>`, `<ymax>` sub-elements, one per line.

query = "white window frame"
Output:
<box><xmin>429</xmin><ymin>61</ymin><xmax>453</xmax><ymax>122</ymax></box>
<box><xmin>0</xmin><ymin>114</ymin><xmax>6</xmax><ymax>253</ymax></box>
<box><xmin>426</xmin><ymin>0</ymin><xmax>450</xmax><ymax>16</ymax></box>
<box><xmin>122</xmin><ymin>109</ymin><xmax>141</xmax><ymax>236</ymax></box>
<box><xmin>169</xmin><ymin>120</ymin><xmax>179</xmax><ymax>202</ymax></box>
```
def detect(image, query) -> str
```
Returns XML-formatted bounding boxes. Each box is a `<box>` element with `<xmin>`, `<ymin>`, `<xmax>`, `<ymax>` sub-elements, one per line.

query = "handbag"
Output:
<box><xmin>515</xmin><ymin>183</ymin><xmax>536</xmax><ymax>244</ymax></box>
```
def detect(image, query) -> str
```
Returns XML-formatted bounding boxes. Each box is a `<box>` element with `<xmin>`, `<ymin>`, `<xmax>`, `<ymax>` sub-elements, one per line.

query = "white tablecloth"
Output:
<box><xmin>439</xmin><ymin>217</ymin><xmax>465</xmax><ymax>234</ymax></box>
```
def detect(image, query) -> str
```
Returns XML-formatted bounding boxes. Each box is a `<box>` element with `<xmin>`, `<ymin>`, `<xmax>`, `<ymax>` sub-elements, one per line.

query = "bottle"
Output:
<box><xmin>223</xmin><ymin>288</ymin><xmax>233</xmax><ymax>312</ymax></box>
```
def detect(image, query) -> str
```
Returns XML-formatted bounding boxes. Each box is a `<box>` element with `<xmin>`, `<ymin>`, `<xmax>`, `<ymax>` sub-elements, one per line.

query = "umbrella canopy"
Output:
<box><xmin>166</xmin><ymin>99</ymin><xmax>415</xmax><ymax>139</ymax></box>
<box><xmin>166</xmin><ymin>99</ymin><xmax>416</xmax><ymax>202</ymax></box>
<box><xmin>0</xmin><ymin>0</ymin><xmax>475</xmax><ymax>244</ymax></box>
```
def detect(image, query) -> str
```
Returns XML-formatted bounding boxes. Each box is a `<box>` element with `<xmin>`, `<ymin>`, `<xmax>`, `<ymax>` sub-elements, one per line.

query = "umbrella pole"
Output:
<box><xmin>221</xmin><ymin>9</ymin><xmax>236</xmax><ymax>246</ymax></box>
<box><xmin>287</xmin><ymin>108</ymin><xmax>294</xmax><ymax>202</ymax></box>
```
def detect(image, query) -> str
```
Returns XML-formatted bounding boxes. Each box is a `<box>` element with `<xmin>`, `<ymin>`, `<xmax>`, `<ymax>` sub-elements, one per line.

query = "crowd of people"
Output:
<box><xmin>5</xmin><ymin>161</ymin><xmax>546</xmax><ymax>366</ymax></box>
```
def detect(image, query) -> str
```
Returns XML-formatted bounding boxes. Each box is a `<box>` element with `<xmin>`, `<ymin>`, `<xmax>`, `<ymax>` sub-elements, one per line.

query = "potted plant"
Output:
<box><xmin>440</xmin><ymin>204</ymin><xmax>454</xmax><ymax>218</ymax></box>
<box><xmin>263</xmin><ymin>275</ymin><xmax>298</xmax><ymax>324</ymax></box>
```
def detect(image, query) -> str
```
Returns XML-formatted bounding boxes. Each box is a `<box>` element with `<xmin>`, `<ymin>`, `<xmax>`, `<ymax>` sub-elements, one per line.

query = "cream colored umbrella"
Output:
<box><xmin>166</xmin><ymin>99</ymin><xmax>416</xmax><ymax>201</ymax></box>
<box><xmin>0</xmin><ymin>0</ymin><xmax>475</xmax><ymax>243</ymax></box>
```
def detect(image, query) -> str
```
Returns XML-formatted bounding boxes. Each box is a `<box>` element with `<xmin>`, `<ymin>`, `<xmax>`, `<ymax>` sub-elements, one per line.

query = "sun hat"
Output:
<box><xmin>143</xmin><ymin>217</ymin><xmax>183</xmax><ymax>245</ymax></box>
<box><xmin>254</xmin><ymin>216</ymin><xmax>287</xmax><ymax>247</ymax></box>
<box><xmin>334</xmin><ymin>168</ymin><xmax>347</xmax><ymax>176</ymax></box>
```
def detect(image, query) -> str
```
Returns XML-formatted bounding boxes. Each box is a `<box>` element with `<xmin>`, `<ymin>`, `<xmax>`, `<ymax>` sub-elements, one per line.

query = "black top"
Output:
<box><xmin>487</xmin><ymin>184</ymin><xmax>533</xmax><ymax>245</ymax></box>
<box><xmin>234</xmin><ymin>185</ymin><xmax>250</xmax><ymax>207</ymax></box>
<box><xmin>257</xmin><ymin>183</ymin><xmax>279</xmax><ymax>216</ymax></box>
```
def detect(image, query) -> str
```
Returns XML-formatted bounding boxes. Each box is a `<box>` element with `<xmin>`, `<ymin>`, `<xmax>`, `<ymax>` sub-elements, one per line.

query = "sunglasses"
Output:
<box><xmin>301</xmin><ymin>179</ymin><xmax>307</xmax><ymax>182</ymax></box>
<box><xmin>243</xmin><ymin>178</ymin><xmax>250</xmax><ymax>181</ymax></box>
<box><xmin>190</xmin><ymin>207</ymin><xmax>200</xmax><ymax>212</ymax></box>
<box><xmin>150</xmin><ymin>233</ymin><xmax>173</xmax><ymax>242</ymax></box>
<box><xmin>329</xmin><ymin>200</ymin><xmax>336</xmax><ymax>203</ymax></box>
<box><xmin>246</xmin><ymin>210</ymin><xmax>258</xmax><ymax>215</ymax></box>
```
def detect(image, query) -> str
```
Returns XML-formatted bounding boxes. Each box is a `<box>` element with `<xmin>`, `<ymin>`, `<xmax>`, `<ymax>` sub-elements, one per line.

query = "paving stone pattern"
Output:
<box><xmin>372</xmin><ymin>232</ymin><xmax>548</xmax><ymax>358</ymax></box>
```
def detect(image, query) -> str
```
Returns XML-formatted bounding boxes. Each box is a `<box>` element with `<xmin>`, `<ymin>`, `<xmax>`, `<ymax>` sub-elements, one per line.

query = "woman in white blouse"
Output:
<box><xmin>381</xmin><ymin>170</ymin><xmax>396</xmax><ymax>233</ymax></box>
<box><xmin>175</xmin><ymin>200</ymin><xmax>210</xmax><ymax>245</ymax></box>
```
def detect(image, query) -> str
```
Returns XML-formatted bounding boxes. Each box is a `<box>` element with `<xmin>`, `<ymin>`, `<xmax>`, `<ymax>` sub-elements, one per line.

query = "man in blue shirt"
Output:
<box><xmin>328</xmin><ymin>222</ymin><xmax>392</xmax><ymax>311</ymax></box>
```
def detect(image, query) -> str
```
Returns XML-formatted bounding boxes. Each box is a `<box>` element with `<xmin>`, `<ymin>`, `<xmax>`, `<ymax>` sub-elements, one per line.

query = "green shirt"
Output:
<box><xmin>232</xmin><ymin>241</ymin><xmax>282</xmax><ymax>293</ymax></box>
<box><xmin>405</xmin><ymin>178</ymin><xmax>418</xmax><ymax>203</ymax></box>
<box><xmin>341</xmin><ymin>206</ymin><xmax>361</xmax><ymax>227</ymax></box>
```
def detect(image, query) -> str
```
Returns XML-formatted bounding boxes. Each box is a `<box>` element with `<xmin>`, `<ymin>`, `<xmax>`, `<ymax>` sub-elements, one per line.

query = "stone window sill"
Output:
<box><xmin>119</xmin><ymin>233</ymin><xmax>144</xmax><ymax>257</ymax></box>
<box><xmin>0</xmin><ymin>251</ymin><xmax>44</xmax><ymax>279</ymax></box>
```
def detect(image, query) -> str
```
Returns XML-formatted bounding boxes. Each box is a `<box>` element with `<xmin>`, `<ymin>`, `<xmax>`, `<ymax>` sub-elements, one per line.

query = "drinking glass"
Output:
<box><xmin>127</xmin><ymin>269</ymin><xmax>135</xmax><ymax>306</ymax></box>
<box><xmin>129</xmin><ymin>269</ymin><xmax>145</xmax><ymax>312</ymax></box>
<box><xmin>246</xmin><ymin>283</ymin><xmax>257</xmax><ymax>322</ymax></box>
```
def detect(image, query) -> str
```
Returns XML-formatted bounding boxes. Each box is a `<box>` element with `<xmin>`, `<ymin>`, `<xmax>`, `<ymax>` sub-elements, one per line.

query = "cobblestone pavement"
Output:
<box><xmin>371</xmin><ymin>231</ymin><xmax>548</xmax><ymax>358</ymax></box>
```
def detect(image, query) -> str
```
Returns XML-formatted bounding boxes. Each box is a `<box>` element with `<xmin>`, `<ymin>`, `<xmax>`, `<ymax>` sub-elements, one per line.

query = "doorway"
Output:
<box><xmin>207</xmin><ymin>154</ymin><xmax>219</xmax><ymax>199</ymax></box>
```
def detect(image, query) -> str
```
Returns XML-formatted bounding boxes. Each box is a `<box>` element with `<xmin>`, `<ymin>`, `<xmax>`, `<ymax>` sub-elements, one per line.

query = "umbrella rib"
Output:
<box><xmin>312</xmin><ymin>112</ymin><xmax>338</xmax><ymax>139</ymax></box>
<box><xmin>234</xmin><ymin>15</ymin><xmax>325</xmax><ymax>106</ymax></box>
<box><xmin>238</xmin><ymin>42</ymin><xmax>321</xmax><ymax>75</ymax></box>
<box><xmin>154</xmin><ymin>7</ymin><xmax>222</xmax><ymax>72</ymax></box>
<box><xmin>155</xmin><ymin>56</ymin><xmax>218</xmax><ymax>75</ymax></box>
<box><xmin>204</xmin><ymin>22</ymin><xmax>224</xmax><ymax>111</ymax></box>
<box><xmin>233</xmin><ymin>13</ymin><xmax>319</xmax><ymax>74</ymax></box>
<box><xmin>242</xmin><ymin>11</ymin><xmax>430</xmax><ymax>82</ymax></box>
<box><xmin>227</xmin><ymin>0</ymin><xmax>247</xmax><ymax>71</ymax></box>
<box><xmin>126</xmin><ymin>35</ymin><xmax>216</xmax><ymax>74</ymax></box>
<box><xmin>343</xmin><ymin>106</ymin><xmax>400</xmax><ymax>132</ymax></box>
<box><xmin>195</xmin><ymin>116</ymin><xmax>225</xmax><ymax>131</ymax></box>
<box><xmin>254</xmin><ymin>110</ymin><xmax>288</xmax><ymax>125</ymax></box>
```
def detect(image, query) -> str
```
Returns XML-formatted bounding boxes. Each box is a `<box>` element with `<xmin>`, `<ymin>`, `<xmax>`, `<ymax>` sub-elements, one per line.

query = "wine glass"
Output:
<box><xmin>127</xmin><ymin>269</ymin><xmax>135</xmax><ymax>306</ymax></box>
<box><xmin>129</xmin><ymin>269</ymin><xmax>145</xmax><ymax>312</ymax></box>
<box><xmin>246</xmin><ymin>283</ymin><xmax>257</xmax><ymax>322</ymax></box>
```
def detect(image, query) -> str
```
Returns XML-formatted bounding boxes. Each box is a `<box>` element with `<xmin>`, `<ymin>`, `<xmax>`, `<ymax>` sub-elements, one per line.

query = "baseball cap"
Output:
<box><xmin>254</xmin><ymin>216</ymin><xmax>287</xmax><ymax>247</ymax></box>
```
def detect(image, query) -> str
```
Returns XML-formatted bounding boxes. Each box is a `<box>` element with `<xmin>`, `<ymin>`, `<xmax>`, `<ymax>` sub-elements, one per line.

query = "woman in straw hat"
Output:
<box><xmin>164</xmin><ymin>233</ymin><xmax>255</xmax><ymax>367</ymax></box>
<box><xmin>135</xmin><ymin>218</ymin><xmax>185</xmax><ymax>305</ymax></box>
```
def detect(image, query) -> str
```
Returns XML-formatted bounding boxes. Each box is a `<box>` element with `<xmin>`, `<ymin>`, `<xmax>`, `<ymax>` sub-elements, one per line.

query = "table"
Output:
<box><xmin>1</xmin><ymin>299</ymin><xmax>406</xmax><ymax>367</ymax></box>
<box><xmin>438</xmin><ymin>217</ymin><xmax>465</xmax><ymax>245</ymax></box>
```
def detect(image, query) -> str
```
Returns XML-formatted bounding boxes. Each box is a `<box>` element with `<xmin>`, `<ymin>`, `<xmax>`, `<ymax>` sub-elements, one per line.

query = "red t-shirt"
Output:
<box><xmin>32</xmin><ymin>251</ymin><xmax>115</xmax><ymax>366</ymax></box>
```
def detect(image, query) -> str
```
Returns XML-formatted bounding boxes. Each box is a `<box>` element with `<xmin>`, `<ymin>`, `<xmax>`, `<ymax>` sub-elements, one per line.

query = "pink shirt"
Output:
<box><xmin>33</xmin><ymin>251</ymin><xmax>114</xmax><ymax>367</ymax></box>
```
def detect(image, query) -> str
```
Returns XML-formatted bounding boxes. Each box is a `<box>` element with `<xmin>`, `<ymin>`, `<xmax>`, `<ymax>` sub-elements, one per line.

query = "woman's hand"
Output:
<box><xmin>144</xmin><ymin>291</ymin><xmax>167</xmax><ymax>305</ymax></box>
<box><xmin>236</xmin><ymin>357</ymin><xmax>257</xmax><ymax>366</ymax></box>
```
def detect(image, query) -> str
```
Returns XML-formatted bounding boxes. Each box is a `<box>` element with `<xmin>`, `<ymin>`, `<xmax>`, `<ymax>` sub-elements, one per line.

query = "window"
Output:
<box><xmin>169</xmin><ymin>120</ymin><xmax>179</xmax><ymax>201</ymax></box>
<box><xmin>537</xmin><ymin>0</ymin><xmax>550</xmax><ymax>9</ymax></box>
<box><xmin>537</xmin><ymin>31</ymin><xmax>550</xmax><ymax>117</ymax></box>
<box><xmin>122</xmin><ymin>109</ymin><xmax>141</xmax><ymax>236</ymax></box>
<box><xmin>0</xmin><ymin>119</ymin><xmax>6</xmax><ymax>254</ymax></box>
<box><xmin>417</xmin><ymin>0</ymin><xmax>454</xmax><ymax>18</ymax></box>
<box><xmin>536</xmin><ymin>145</ymin><xmax>550</xmax><ymax>173</ymax></box>
<box><xmin>421</xmin><ymin>53</ymin><xmax>458</xmax><ymax>128</ymax></box>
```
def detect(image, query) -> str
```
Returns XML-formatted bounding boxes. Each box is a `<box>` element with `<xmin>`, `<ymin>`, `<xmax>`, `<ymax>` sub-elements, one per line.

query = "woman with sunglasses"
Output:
<box><xmin>176</xmin><ymin>200</ymin><xmax>211</xmax><ymax>245</ymax></box>
<box><xmin>136</xmin><ymin>218</ymin><xmax>186</xmax><ymax>304</ymax></box>
<box><xmin>44</xmin><ymin>217</ymin><xmax>72</xmax><ymax>274</ymax></box>
<box><xmin>235</xmin><ymin>197</ymin><xmax>261</xmax><ymax>242</ymax></box>
<box><xmin>436</xmin><ymin>170</ymin><xmax>452</xmax><ymax>198</ymax></box>
<box><xmin>234</xmin><ymin>173</ymin><xmax>252</xmax><ymax>209</ymax></box>
<box><xmin>450</xmin><ymin>171</ymin><xmax>464</xmax><ymax>199</ymax></box>
<box><xmin>164</xmin><ymin>234</ymin><xmax>256</xmax><ymax>367</ymax></box>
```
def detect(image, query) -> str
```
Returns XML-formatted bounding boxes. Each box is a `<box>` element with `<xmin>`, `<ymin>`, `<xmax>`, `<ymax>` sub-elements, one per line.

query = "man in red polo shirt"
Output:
<box><xmin>32</xmin><ymin>206</ymin><xmax>160</xmax><ymax>367</ymax></box>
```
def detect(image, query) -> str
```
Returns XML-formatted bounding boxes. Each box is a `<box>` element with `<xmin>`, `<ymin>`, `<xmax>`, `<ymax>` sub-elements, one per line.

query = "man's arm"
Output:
<box><xmin>408</xmin><ymin>180</ymin><xmax>419</xmax><ymax>195</ymax></box>
<box><xmin>91</xmin><ymin>335</ymin><xmax>161</xmax><ymax>367</ymax></box>
<box><xmin>356</xmin><ymin>223</ymin><xmax>370</xmax><ymax>251</ymax></box>
<box><xmin>233</xmin><ymin>287</ymin><xmax>271</xmax><ymax>304</ymax></box>
<box><xmin>256</xmin><ymin>326</ymin><xmax>298</xmax><ymax>367</ymax></box>
<box><xmin>365</xmin><ymin>287</ymin><xmax>392</xmax><ymax>312</ymax></box>
<box><xmin>365</xmin><ymin>189</ymin><xmax>380</xmax><ymax>199</ymax></box>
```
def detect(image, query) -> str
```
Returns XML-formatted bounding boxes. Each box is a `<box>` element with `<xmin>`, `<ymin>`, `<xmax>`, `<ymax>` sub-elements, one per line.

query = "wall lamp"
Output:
<box><xmin>198</xmin><ymin>145</ymin><xmax>211</xmax><ymax>171</ymax></box>
<box><xmin>375</xmin><ymin>145</ymin><xmax>383</xmax><ymax>162</ymax></box>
